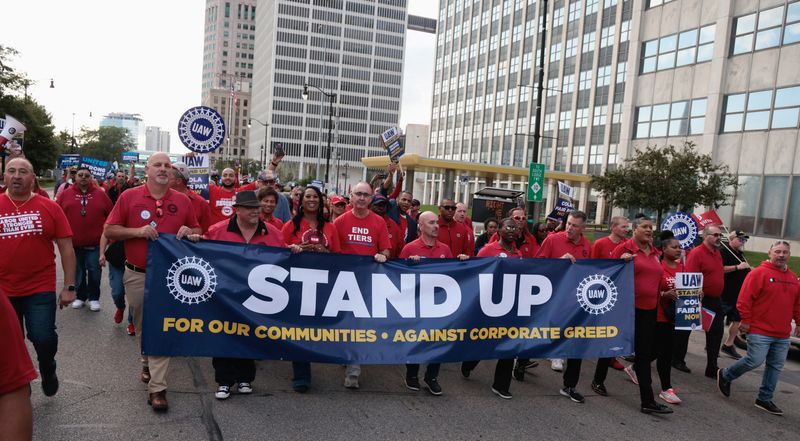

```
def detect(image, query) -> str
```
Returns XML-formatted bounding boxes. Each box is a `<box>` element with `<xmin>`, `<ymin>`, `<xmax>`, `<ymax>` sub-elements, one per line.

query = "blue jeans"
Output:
<box><xmin>9</xmin><ymin>292</ymin><xmax>58</xmax><ymax>374</ymax></box>
<box><xmin>74</xmin><ymin>247</ymin><xmax>101</xmax><ymax>302</ymax></box>
<box><xmin>722</xmin><ymin>333</ymin><xmax>790</xmax><ymax>401</ymax></box>
<box><xmin>108</xmin><ymin>263</ymin><xmax>132</xmax><ymax>324</ymax></box>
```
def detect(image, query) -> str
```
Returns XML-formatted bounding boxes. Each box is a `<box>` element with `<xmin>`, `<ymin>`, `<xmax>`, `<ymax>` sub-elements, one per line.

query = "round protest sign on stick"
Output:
<box><xmin>661</xmin><ymin>212</ymin><xmax>698</xmax><ymax>250</ymax></box>
<box><xmin>177</xmin><ymin>106</ymin><xmax>226</xmax><ymax>154</ymax></box>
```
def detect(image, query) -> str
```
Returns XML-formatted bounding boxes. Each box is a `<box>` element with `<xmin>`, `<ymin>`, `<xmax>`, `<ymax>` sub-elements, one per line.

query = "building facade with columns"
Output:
<box><xmin>423</xmin><ymin>0</ymin><xmax>800</xmax><ymax>248</ymax></box>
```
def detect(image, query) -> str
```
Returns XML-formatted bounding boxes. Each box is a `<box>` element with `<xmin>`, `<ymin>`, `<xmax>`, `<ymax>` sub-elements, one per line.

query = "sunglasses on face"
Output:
<box><xmin>440</xmin><ymin>205</ymin><xmax>456</xmax><ymax>210</ymax></box>
<box><xmin>512</xmin><ymin>216</ymin><xmax>525</xmax><ymax>221</ymax></box>
<box><xmin>502</xmin><ymin>225</ymin><xmax>519</xmax><ymax>231</ymax></box>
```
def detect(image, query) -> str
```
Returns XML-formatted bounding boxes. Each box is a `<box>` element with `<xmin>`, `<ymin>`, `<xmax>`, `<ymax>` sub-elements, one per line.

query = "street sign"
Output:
<box><xmin>527</xmin><ymin>162</ymin><xmax>545</xmax><ymax>202</ymax></box>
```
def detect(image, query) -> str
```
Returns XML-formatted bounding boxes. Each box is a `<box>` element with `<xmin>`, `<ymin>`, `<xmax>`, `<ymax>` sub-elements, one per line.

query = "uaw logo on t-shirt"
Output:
<box><xmin>177</xmin><ymin>106</ymin><xmax>226</xmax><ymax>154</ymax></box>
<box><xmin>166</xmin><ymin>256</ymin><xmax>217</xmax><ymax>304</ymax></box>
<box><xmin>0</xmin><ymin>211</ymin><xmax>44</xmax><ymax>238</ymax></box>
<box><xmin>576</xmin><ymin>274</ymin><xmax>619</xmax><ymax>315</ymax></box>
<box><xmin>301</xmin><ymin>229</ymin><xmax>329</xmax><ymax>247</ymax></box>
<box><xmin>661</xmin><ymin>212</ymin><xmax>698</xmax><ymax>250</ymax></box>
<box><xmin>216</xmin><ymin>198</ymin><xmax>235</xmax><ymax>217</ymax></box>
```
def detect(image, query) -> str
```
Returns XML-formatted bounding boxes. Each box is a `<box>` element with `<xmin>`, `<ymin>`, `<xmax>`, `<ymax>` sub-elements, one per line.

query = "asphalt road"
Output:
<box><xmin>23</xmin><ymin>249</ymin><xmax>800</xmax><ymax>441</ymax></box>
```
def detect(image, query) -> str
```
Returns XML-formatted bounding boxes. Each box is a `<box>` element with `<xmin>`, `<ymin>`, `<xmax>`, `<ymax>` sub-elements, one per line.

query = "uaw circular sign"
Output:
<box><xmin>177</xmin><ymin>106</ymin><xmax>226</xmax><ymax>153</ymax></box>
<box><xmin>661</xmin><ymin>212</ymin><xmax>698</xmax><ymax>250</ymax></box>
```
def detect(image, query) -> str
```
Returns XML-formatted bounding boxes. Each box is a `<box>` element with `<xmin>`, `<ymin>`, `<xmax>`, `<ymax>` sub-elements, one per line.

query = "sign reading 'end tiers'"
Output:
<box><xmin>177</xmin><ymin>106</ymin><xmax>226</xmax><ymax>154</ymax></box>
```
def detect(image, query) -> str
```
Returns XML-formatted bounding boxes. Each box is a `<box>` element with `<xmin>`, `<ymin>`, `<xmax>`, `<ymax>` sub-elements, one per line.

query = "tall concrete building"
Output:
<box><xmin>145</xmin><ymin>126</ymin><xmax>171</xmax><ymax>152</ymax></box>
<box><xmin>99</xmin><ymin>112</ymin><xmax>145</xmax><ymax>149</ymax></box>
<box><xmin>201</xmin><ymin>0</ymin><xmax>256</xmax><ymax>167</ymax></box>
<box><xmin>426</xmin><ymin>0</ymin><xmax>800</xmax><ymax>248</ymax></box>
<box><xmin>251</xmin><ymin>0</ymin><xmax>409</xmax><ymax>188</ymax></box>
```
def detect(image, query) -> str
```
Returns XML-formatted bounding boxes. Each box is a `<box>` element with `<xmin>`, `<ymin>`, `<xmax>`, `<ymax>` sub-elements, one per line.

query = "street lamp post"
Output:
<box><xmin>301</xmin><ymin>83</ymin><xmax>336</xmax><ymax>186</ymax></box>
<box><xmin>248</xmin><ymin>118</ymin><xmax>269</xmax><ymax>170</ymax></box>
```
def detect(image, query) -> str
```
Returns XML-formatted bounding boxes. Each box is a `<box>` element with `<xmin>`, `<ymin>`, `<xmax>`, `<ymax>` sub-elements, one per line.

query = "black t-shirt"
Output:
<box><xmin>720</xmin><ymin>244</ymin><xmax>750</xmax><ymax>302</ymax></box>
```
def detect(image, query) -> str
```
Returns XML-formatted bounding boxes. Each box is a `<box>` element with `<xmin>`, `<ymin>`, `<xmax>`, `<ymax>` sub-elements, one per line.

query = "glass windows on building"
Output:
<box><xmin>732</xmin><ymin>2</ymin><xmax>800</xmax><ymax>55</ymax></box>
<box><xmin>634</xmin><ymin>98</ymin><xmax>707</xmax><ymax>138</ymax></box>
<box><xmin>722</xmin><ymin>85</ymin><xmax>800</xmax><ymax>132</ymax></box>
<box><xmin>732</xmin><ymin>175</ymin><xmax>799</xmax><ymax>239</ymax></box>
<box><xmin>646</xmin><ymin>0</ymin><xmax>676</xmax><ymax>8</ymax></box>
<box><xmin>641</xmin><ymin>25</ymin><xmax>714</xmax><ymax>73</ymax></box>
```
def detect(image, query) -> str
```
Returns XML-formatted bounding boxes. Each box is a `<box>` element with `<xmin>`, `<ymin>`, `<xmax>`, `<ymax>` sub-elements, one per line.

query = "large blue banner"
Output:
<box><xmin>142</xmin><ymin>235</ymin><xmax>634</xmax><ymax>363</ymax></box>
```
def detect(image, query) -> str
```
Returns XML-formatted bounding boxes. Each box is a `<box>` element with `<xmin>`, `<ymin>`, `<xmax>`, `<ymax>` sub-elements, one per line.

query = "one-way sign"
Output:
<box><xmin>527</xmin><ymin>162</ymin><xmax>545</xmax><ymax>202</ymax></box>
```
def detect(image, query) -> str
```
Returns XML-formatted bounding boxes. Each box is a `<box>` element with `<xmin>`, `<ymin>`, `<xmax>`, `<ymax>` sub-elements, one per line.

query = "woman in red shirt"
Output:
<box><xmin>656</xmin><ymin>231</ymin><xmax>684</xmax><ymax>405</ymax></box>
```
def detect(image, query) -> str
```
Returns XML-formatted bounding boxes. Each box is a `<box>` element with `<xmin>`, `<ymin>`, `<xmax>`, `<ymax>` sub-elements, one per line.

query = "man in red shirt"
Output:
<box><xmin>104</xmin><ymin>152</ymin><xmax>200</xmax><ymax>412</ymax></box>
<box><xmin>591</xmin><ymin>216</ymin><xmax>629</xmax><ymax>259</ymax></box>
<box><xmin>370</xmin><ymin>194</ymin><xmax>404</xmax><ymax>258</ymax></box>
<box><xmin>718</xmin><ymin>241</ymin><xmax>800</xmax><ymax>416</ymax></box>
<box><xmin>0</xmin><ymin>158</ymin><xmax>76</xmax><ymax>398</ymax></box>
<box><xmin>0</xmin><ymin>294</ymin><xmax>37</xmax><ymax>440</ymax></box>
<box><xmin>256</xmin><ymin>186</ymin><xmax>285</xmax><ymax>230</ymax></box>
<box><xmin>437</xmin><ymin>198</ymin><xmax>473</xmax><ymax>257</ymax></box>
<box><xmin>188</xmin><ymin>190</ymin><xmax>283</xmax><ymax>400</ymax></box>
<box><xmin>686</xmin><ymin>224</ymin><xmax>726</xmax><ymax>379</ymax></box>
<box><xmin>536</xmin><ymin>210</ymin><xmax>592</xmax><ymax>403</ymax></box>
<box><xmin>169</xmin><ymin>161</ymin><xmax>212</xmax><ymax>233</ymax></box>
<box><xmin>333</xmin><ymin>181</ymin><xmax>391</xmax><ymax>389</ymax></box>
<box><xmin>57</xmin><ymin>166</ymin><xmax>113</xmax><ymax>312</ymax></box>
<box><xmin>208</xmin><ymin>167</ymin><xmax>255</xmax><ymax>224</ymax></box>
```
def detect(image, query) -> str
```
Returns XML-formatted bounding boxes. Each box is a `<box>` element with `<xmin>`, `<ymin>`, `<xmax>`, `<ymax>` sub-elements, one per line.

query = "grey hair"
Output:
<box><xmin>610</xmin><ymin>216</ymin><xmax>628</xmax><ymax>228</ymax></box>
<box><xmin>769</xmin><ymin>240</ymin><xmax>790</xmax><ymax>251</ymax></box>
<box><xmin>631</xmin><ymin>215</ymin><xmax>652</xmax><ymax>229</ymax></box>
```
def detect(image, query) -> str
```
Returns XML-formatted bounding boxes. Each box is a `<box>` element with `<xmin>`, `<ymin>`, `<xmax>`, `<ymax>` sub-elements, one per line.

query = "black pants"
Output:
<box><xmin>406</xmin><ymin>363</ymin><xmax>441</xmax><ymax>381</ymax></box>
<box><xmin>634</xmin><ymin>308</ymin><xmax>657</xmax><ymax>405</ymax></box>
<box><xmin>655</xmin><ymin>322</ymin><xmax>674</xmax><ymax>391</ymax></box>
<box><xmin>462</xmin><ymin>359</ymin><xmax>513</xmax><ymax>391</ymax></box>
<box><xmin>213</xmin><ymin>357</ymin><xmax>256</xmax><ymax>386</ymax></box>
<box><xmin>702</xmin><ymin>296</ymin><xmax>724</xmax><ymax>375</ymax></box>
<box><xmin>672</xmin><ymin>329</ymin><xmax>691</xmax><ymax>365</ymax></box>
<box><xmin>562</xmin><ymin>358</ymin><xmax>612</xmax><ymax>388</ymax></box>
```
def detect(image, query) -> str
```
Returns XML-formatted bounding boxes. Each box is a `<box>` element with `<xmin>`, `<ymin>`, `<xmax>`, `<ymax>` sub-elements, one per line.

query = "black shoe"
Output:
<box><xmin>672</xmin><ymin>361</ymin><xmax>691</xmax><ymax>373</ymax></box>
<box><xmin>717</xmin><ymin>369</ymin><xmax>731</xmax><ymax>398</ymax></box>
<box><xmin>293</xmin><ymin>384</ymin><xmax>309</xmax><ymax>393</ymax></box>
<box><xmin>491</xmin><ymin>386</ymin><xmax>512</xmax><ymax>399</ymax></box>
<box><xmin>513</xmin><ymin>363</ymin><xmax>525</xmax><ymax>382</ymax></box>
<box><xmin>424</xmin><ymin>378</ymin><xmax>442</xmax><ymax>396</ymax></box>
<box><xmin>461</xmin><ymin>364</ymin><xmax>471</xmax><ymax>378</ymax></box>
<box><xmin>755</xmin><ymin>399</ymin><xmax>783</xmax><ymax>416</ymax></box>
<box><xmin>641</xmin><ymin>402</ymin><xmax>673</xmax><ymax>414</ymax></box>
<box><xmin>404</xmin><ymin>376</ymin><xmax>420</xmax><ymax>391</ymax></box>
<box><xmin>721</xmin><ymin>344</ymin><xmax>742</xmax><ymax>360</ymax></box>
<box><xmin>41</xmin><ymin>370</ymin><xmax>59</xmax><ymax>397</ymax></box>
<box><xmin>560</xmin><ymin>387</ymin><xmax>585</xmax><ymax>403</ymax></box>
<box><xmin>591</xmin><ymin>382</ymin><xmax>608</xmax><ymax>396</ymax></box>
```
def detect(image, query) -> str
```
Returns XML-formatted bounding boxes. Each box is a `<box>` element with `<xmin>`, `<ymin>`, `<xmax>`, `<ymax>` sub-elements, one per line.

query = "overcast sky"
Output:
<box><xmin>5</xmin><ymin>0</ymin><xmax>438</xmax><ymax>153</ymax></box>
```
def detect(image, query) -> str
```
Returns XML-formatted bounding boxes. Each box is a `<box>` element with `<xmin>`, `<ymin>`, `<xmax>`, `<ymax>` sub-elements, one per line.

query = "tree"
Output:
<box><xmin>591</xmin><ymin>141</ymin><xmax>738</xmax><ymax>226</ymax></box>
<box><xmin>77</xmin><ymin>126</ymin><xmax>134</xmax><ymax>163</ymax></box>
<box><xmin>0</xmin><ymin>45</ymin><xmax>27</xmax><ymax>98</ymax></box>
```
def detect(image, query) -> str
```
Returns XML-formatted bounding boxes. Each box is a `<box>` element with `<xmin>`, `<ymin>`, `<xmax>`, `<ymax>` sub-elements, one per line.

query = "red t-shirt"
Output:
<box><xmin>536</xmin><ymin>231</ymin><xmax>591</xmax><ymax>259</ymax></box>
<box><xmin>333</xmin><ymin>210</ymin><xmax>391</xmax><ymax>256</ymax></box>
<box><xmin>383</xmin><ymin>215</ymin><xmax>405</xmax><ymax>258</ymax></box>
<box><xmin>56</xmin><ymin>185</ymin><xmax>113</xmax><ymax>247</ymax></box>
<box><xmin>105</xmin><ymin>186</ymin><xmax>200</xmax><ymax>268</ymax></box>
<box><xmin>281</xmin><ymin>218</ymin><xmax>341</xmax><ymax>253</ymax></box>
<box><xmin>261</xmin><ymin>214</ymin><xmax>284</xmax><ymax>231</ymax></box>
<box><xmin>205</xmin><ymin>216</ymin><xmax>285</xmax><ymax>247</ymax></box>
<box><xmin>489</xmin><ymin>230</ymin><xmax>540</xmax><ymax>258</ymax></box>
<box><xmin>0</xmin><ymin>294</ymin><xmax>37</xmax><ymax>394</ymax></box>
<box><xmin>611</xmin><ymin>239</ymin><xmax>662</xmax><ymax>310</ymax></box>
<box><xmin>399</xmin><ymin>238</ymin><xmax>453</xmax><ymax>259</ymax></box>
<box><xmin>658</xmin><ymin>260</ymin><xmax>685</xmax><ymax>323</ymax></box>
<box><xmin>591</xmin><ymin>235</ymin><xmax>623</xmax><ymax>259</ymax></box>
<box><xmin>207</xmin><ymin>185</ymin><xmax>237</xmax><ymax>225</ymax></box>
<box><xmin>686</xmin><ymin>243</ymin><xmax>724</xmax><ymax>298</ymax></box>
<box><xmin>0</xmin><ymin>194</ymin><xmax>73</xmax><ymax>297</ymax></box>
<box><xmin>477</xmin><ymin>241</ymin><xmax>522</xmax><ymax>258</ymax></box>
<box><xmin>437</xmin><ymin>217</ymin><xmax>474</xmax><ymax>257</ymax></box>
<box><xmin>737</xmin><ymin>261</ymin><xmax>800</xmax><ymax>338</ymax></box>
<box><xmin>185</xmin><ymin>189</ymin><xmax>213</xmax><ymax>234</ymax></box>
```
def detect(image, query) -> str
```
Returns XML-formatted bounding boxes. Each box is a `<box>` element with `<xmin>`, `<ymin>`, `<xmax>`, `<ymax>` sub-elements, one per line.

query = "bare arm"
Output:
<box><xmin>104</xmin><ymin>223</ymin><xmax>157</xmax><ymax>241</ymax></box>
<box><xmin>56</xmin><ymin>237</ymin><xmax>76</xmax><ymax>308</ymax></box>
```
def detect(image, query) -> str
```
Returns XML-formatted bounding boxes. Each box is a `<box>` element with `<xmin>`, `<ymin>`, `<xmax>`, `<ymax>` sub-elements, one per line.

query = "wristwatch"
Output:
<box><xmin>67</xmin><ymin>285</ymin><xmax>76</xmax><ymax>292</ymax></box>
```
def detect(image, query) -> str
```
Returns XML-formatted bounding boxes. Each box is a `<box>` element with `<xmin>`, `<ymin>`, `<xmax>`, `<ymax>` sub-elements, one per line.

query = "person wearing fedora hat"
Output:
<box><xmin>720</xmin><ymin>230</ymin><xmax>752</xmax><ymax>360</ymax></box>
<box><xmin>187</xmin><ymin>190</ymin><xmax>284</xmax><ymax>400</ymax></box>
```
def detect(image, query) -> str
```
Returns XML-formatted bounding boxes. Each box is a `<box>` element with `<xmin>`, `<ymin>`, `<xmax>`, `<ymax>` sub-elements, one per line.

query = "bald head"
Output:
<box><xmin>418</xmin><ymin>211</ymin><xmax>440</xmax><ymax>241</ymax></box>
<box><xmin>350</xmin><ymin>182</ymin><xmax>373</xmax><ymax>210</ymax></box>
<box><xmin>147</xmin><ymin>152</ymin><xmax>170</xmax><ymax>165</ymax></box>
<box><xmin>221</xmin><ymin>167</ymin><xmax>236</xmax><ymax>188</ymax></box>
<box><xmin>144</xmin><ymin>152</ymin><xmax>172</xmax><ymax>187</ymax></box>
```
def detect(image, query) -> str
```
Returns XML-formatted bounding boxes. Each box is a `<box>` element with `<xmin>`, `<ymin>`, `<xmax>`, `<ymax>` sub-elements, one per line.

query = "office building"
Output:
<box><xmin>145</xmin><ymin>126</ymin><xmax>171</xmax><ymax>152</ymax></box>
<box><xmin>99</xmin><ymin>112</ymin><xmax>145</xmax><ymax>149</ymax></box>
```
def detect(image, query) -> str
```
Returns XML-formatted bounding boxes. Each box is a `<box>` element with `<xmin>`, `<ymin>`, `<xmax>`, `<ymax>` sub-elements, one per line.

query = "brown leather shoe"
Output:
<box><xmin>147</xmin><ymin>391</ymin><xmax>168</xmax><ymax>412</ymax></box>
<box><xmin>140</xmin><ymin>366</ymin><xmax>151</xmax><ymax>383</ymax></box>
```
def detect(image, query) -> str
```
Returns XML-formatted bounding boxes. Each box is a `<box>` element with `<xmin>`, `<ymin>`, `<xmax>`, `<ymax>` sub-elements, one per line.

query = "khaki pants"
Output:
<box><xmin>124</xmin><ymin>267</ymin><xmax>171</xmax><ymax>393</ymax></box>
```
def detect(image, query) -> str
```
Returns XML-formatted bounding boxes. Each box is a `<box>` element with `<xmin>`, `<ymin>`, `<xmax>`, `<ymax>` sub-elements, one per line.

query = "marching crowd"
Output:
<box><xmin>1</xmin><ymin>151</ymin><xmax>799</xmax><ymax>439</ymax></box>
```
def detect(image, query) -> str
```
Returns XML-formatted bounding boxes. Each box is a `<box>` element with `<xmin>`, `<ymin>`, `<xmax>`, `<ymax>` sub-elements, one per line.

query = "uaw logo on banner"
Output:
<box><xmin>142</xmin><ymin>235</ymin><xmax>635</xmax><ymax>363</ymax></box>
<box><xmin>177</xmin><ymin>106</ymin><xmax>226</xmax><ymax>153</ymax></box>
<box><xmin>661</xmin><ymin>212</ymin><xmax>698</xmax><ymax>250</ymax></box>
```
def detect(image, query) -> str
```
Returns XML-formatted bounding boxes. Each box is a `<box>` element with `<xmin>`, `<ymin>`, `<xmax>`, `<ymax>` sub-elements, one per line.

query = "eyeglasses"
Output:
<box><xmin>440</xmin><ymin>205</ymin><xmax>456</xmax><ymax>210</ymax></box>
<box><xmin>502</xmin><ymin>226</ymin><xmax>519</xmax><ymax>231</ymax></box>
<box><xmin>155</xmin><ymin>199</ymin><xmax>163</xmax><ymax>218</ymax></box>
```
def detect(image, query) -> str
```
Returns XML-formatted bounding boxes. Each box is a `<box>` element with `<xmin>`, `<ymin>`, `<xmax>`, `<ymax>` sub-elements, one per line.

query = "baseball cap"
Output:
<box><xmin>729</xmin><ymin>230</ymin><xmax>749</xmax><ymax>240</ymax></box>
<box><xmin>331</xmin><ymin>195</ymin><xmax>346</xmax><ymax>205</ymax></box>
<box><xmin>233</xmin><ymin>190</ymin><xmax>261</xmax><ymax>208</ymax></box>
<box><xmin>172</xmin><ymin>161</ymin><xmax>191</xmax><ymax>181</ymax></box>
<box><xmin>371</xmin><ymin>194</ymin><xmax>388</xmax><ymax>205</ymax></box>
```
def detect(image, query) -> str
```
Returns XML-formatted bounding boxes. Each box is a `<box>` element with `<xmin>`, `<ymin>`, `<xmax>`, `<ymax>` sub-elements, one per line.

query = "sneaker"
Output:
<box><xmin>754</xmin><ymin>399</ymin><xmax>783</xmax><ymax>416</ymax></box>
<box><xmin>41</xmin><ymin>370</ymin><xmax>59</xmax><ymax>397</ymax></box>
<box><xmin>114</xmin><ymin>308</ymin><xmax>124</xmax><ymax>324</ymax></box>
<box><xmin>721</xmin><ymin>344</ymin><xmax>742</xmax><ymax>360</ymax></box>
<box><xmin>460</xmin><ymin>364</ymin><xmax>471</xmax><ymax>378</ymax></box>
<box><xmin>560</xmin><ymin>387</ymin><xmax>585</xmax><ymax>403</ymax></box>
<box><xmin>405</xmin><ymin>376</ymin><xmax>421</xmax><ymax>391</ymax></box>
<box><xmin>641</xmin><ymin>402</ymin><xmax>673</xmax><ymax>414</ymax></box>
<box><xmin>70</xmin><ymin>299</ymin><xmax>84</xmax><ymax>309</ymax></box>
<box><xmin>215</xmin><ymin>385</ymin><xmax>231</xmax><ymax>400</ymax></box>
<box><xmin>659</xmin><ymin>388</ymin><xmax>682</xmax><ymax>404</ymax></box>
<box><xmin>591</xmin><ymin>382</ymin><xmax>608</xmax><ymax>396</ymax></box>
<box><xmin>126</xmin><ymin>323</ymin><xmax>136</xmax><ymax>336</ymax></box>
<box><xmin>550</xmin><ymin>358</ymin><xmax>564</xmax><ymax>372</ymax></box>
<box><xmin>424</xmin><ymin>378</ymin><xmax>442</xmax><ymax>396</ymax></box>
<box><xmin>237</xmin><ymin>382</ymin><xmax>253</xmax><ymax>394</ymax></box>
<box><xmin>610</xmin><ymin>358</ymin><xmax>625</xmax><ymax>371</ymax></box>
<box><xmin>717</xmin><ymin>369</ymin><xmax>731</xmax><ymax>398</ymax></box>
<box><xmin>491</xmin><ymin>386</ymin><xmax>512</xmax><ymax>399</ymax></box>
<box><xmin>672</xmin><ymin>361</ymin><xmax>691</xmax><ymax>373</ymax></box>
<box><xmin>88</xmin><ymin>300</ymin><xmax>101</xmax><ymax>311</ymax></box>
<box><xmin>344</xmin><ymin>375</ymin><xmax>359</xmax><ymax>389</ymax></box>
<box><xmin>624</xmin><ymin>365</ymin><xmax>639</xmax><ymax>385</ymax></box>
